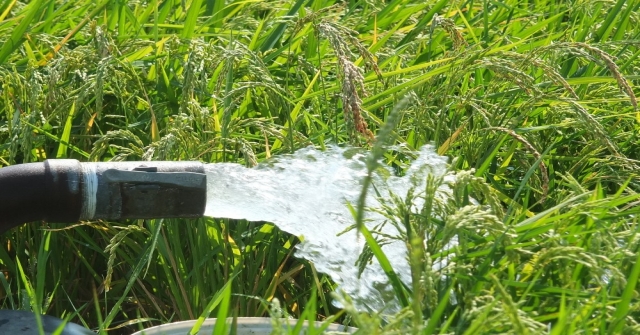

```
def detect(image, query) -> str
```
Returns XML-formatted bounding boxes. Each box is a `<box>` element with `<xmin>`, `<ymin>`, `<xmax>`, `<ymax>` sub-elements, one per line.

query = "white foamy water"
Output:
<box><xmin>204</xmin><ymin>145</ymin><xmax>452</xmax><ymax>312</ymax></box>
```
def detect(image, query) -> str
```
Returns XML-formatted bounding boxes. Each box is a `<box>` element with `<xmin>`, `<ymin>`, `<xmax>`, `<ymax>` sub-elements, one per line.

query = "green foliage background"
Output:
<box><xmin>0</xmin><ymin>0</ymin><xmax>639</xmax><ymax>333</ymax></box>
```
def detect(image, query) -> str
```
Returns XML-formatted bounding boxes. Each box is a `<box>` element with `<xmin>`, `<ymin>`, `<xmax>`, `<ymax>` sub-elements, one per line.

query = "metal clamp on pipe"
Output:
<box><xmin>0</xmin><ymin>160</ymin><xmax>206</xmax><ymax>233</ymax></box>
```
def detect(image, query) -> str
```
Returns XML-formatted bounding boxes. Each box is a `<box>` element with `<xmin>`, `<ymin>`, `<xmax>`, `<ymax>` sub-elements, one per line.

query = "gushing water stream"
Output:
<box><xmin>204</xmin><ymin>145</ymin><xmax>452</xmax><ymax>312</ymax></box>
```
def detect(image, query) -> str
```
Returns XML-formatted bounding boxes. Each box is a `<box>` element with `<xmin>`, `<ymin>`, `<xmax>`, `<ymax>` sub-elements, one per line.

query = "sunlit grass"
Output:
<box><xmin>0</xmin><ymin>0</ymin><xmax>639</xmax><ymax>333</ymax></box>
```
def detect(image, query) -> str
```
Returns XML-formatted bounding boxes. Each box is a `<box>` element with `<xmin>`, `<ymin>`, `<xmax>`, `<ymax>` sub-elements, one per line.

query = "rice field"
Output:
<box><xmin>0</xmin><ymin>0</ymin><xmax>639</xmax><ymax>333</ymax></box>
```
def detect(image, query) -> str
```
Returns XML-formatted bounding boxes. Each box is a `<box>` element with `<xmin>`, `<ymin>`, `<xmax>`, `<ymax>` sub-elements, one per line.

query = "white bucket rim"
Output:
<box><xmin>131</xmin><ymin>317</ymin><xmax>357</xmax><ymax>334</ymax></box>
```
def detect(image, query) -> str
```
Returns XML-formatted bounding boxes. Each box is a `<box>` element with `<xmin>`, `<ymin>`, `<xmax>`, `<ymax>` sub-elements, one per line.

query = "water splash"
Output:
<box><xmin>204</xmin><ymin>145</ymin><xmax>452</xmax><ymax>312</ymax></box>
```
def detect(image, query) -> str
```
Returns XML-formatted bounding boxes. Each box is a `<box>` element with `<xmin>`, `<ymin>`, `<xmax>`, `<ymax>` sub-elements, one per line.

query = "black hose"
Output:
<box><xmin>0</xmin><ymin>160</ymin><xmax>82</xmax><ymax>233</ymax></box>
<box><xmin>0</xmin><ymin>159</ymin><xmax>207</xmax><ymax>234</ymax></box>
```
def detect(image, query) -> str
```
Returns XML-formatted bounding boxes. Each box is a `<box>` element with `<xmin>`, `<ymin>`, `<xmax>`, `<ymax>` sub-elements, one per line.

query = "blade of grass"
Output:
<box><xmin>357</xmin><ymin>223</ymin><xmax>410</xmax><ymax>309</ymax></box>
<box><xmin>181</xmin><ymin>0</ymin><xmax>204</xmax><ymax>39</ymax></box>
<box><xmin>0</xmin><ymin>0</ymin><xmax>47</xmax><ymax>64</ymax></box>
<box><xmin>211</xmin><ymin>280</ymin><xmax>232</xmax><ymax>335</ymax></box>
<box><xmin>608</xmin><ymin>244</ymin><xmax>640</xmax><ymax>333</ymax></box>
<box><xmin>56</xmin><ymin>100</ymin><xmax>76</xmax><ymax>158</ymax></box>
